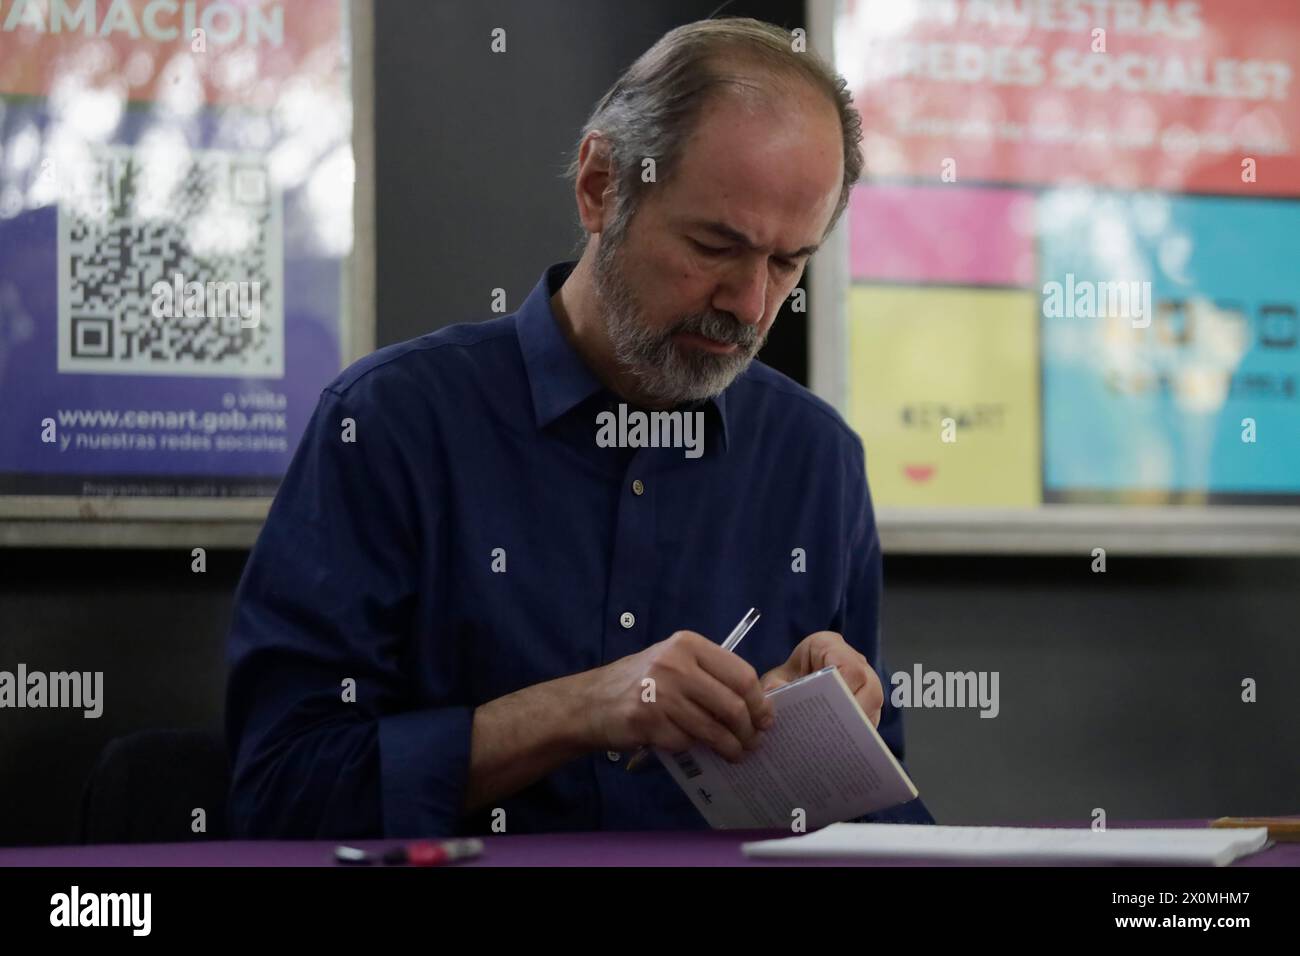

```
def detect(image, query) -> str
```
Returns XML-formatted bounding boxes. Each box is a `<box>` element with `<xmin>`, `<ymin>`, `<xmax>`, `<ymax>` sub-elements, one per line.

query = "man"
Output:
<box><xmin>226</xmin><ymin>17</ymin><xmax>932</xmax><ymax>837</ymax></box>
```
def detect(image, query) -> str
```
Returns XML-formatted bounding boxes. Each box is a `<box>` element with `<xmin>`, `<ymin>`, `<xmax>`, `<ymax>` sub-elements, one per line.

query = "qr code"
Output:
<box><xmin>57</xmin><ymin>145</ymin><xmax>283</xmax><ymax>377</ymax></box>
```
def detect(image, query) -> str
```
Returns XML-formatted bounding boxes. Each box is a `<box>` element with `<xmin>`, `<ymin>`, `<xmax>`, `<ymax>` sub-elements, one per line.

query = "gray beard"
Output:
<box><xmin>592</xmin><ymin>233</ymin><xmax>765</xmax><ymax>406</ymax></box>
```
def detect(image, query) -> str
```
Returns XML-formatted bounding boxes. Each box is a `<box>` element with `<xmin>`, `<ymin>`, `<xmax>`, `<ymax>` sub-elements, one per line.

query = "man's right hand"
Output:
<box><xmin>580</xmin><ymin>630</ymin><xmax>775</xmax><ymax>762</ymax></box>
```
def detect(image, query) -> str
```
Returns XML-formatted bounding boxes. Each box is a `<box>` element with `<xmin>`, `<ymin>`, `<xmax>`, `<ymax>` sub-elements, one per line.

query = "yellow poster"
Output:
<box><xmin>847</xmin><ymin>285</ymin><xmax>1040</xmax><ymax>507</ymax></box>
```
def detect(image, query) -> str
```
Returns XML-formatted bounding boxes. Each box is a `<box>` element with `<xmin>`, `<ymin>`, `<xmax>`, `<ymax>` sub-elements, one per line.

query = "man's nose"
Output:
<box><xmin>712</xmin><ymin>257</ymin><xmax>770</xmax><ymax>329</ymax></box>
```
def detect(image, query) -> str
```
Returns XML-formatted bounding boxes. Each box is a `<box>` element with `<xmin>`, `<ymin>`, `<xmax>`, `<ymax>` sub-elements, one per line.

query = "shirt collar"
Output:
<box><xmin>515</xmin><ymin>261</ymin><xmax>731</xmax><ymax>451</ymax></box>
<box><xmin>516</xmin><ymin>261</ymin><xmax>604</xmax><ymax>429</ymax></box>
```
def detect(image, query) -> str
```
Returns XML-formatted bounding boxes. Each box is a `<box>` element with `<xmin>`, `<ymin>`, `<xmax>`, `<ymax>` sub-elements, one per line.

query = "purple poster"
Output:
<box><xmin>0</xmin><ymin>0</ymin><xmax>352</xmax><ymax>500</ymax></box>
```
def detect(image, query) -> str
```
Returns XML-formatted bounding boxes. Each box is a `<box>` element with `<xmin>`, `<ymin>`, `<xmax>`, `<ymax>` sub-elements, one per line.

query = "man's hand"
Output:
<box><xmin>759</xmin><ymin>631</ymin><xmax>884</xmax><ymax>727</ymax></box>
<box><xmin>581</xmin><ymin>631</ymin><xmax>776</xmax><ymax>762</ymax></box>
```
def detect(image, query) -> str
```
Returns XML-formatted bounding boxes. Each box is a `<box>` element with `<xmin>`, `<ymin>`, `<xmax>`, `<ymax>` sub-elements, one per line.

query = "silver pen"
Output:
<box><xmin>624</xmin><ymin>607</ymin><xmax>761</xmax><ymax>772</ymax></box>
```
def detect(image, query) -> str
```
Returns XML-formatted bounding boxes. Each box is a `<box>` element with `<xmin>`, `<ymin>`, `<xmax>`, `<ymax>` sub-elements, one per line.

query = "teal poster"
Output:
<box><xmin>1040</xmin><ymin>192</ymin><xmax>1300</xmax><ymax>501</ymax></box>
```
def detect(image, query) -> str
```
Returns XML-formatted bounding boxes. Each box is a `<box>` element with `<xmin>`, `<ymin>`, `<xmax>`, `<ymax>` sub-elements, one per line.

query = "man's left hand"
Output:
<box><xmin>759</xmin><ymin>631</ymin><xmax>884</xmax><ymax>727</ymax></box>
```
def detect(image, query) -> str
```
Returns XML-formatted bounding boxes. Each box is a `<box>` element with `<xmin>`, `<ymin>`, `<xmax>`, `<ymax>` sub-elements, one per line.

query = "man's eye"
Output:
<box><xmin>692</xmin><ymin>240</ymin><xmax>728</xmax><ymax>255</ymax></box>
<box><xmin>774</xmin><ymin>258</ymin><xmax>798</xmax><ymax>273</ymax></box>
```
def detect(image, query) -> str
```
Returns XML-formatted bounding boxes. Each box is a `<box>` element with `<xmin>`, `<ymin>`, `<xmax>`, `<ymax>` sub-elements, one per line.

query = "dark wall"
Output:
<box><xmin>6</xmin><ymin>547</ymin><xmax>1297</xmax><ymax>845</ymax></box>
<box><xmin>0</xmin><ymin>549</ymin><xmax>240</xmax><ymax>845</ymax></box>
<box><xmin>1</xmin><ymin>0</ymin><xmax>1296</xmax><ymax>846</ymax></box>
<box><xmin>374</xmin><ymin>0</ymin><xmax>808</xmax><ymax>381</ymax></box>
<box><xmin>886</xmin><ymin>555</ymin><xmax>1300</xmax><ymax>825</ymax></box>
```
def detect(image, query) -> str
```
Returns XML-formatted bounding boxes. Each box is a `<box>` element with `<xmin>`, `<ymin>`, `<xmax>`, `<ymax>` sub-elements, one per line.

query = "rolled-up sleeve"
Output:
<box><xmin>377</xmin><ymin>708</ymin><xmax>473</xmax><ymax>837</ymax></box>
<box><xmin>225</xmin><ymin>381</ymin><xmax>472</xmax><ymax>839</ymax></box>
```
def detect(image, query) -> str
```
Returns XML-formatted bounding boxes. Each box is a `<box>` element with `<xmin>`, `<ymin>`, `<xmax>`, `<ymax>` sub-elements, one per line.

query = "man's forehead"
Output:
<box><xmin>663</xmin><ymin>88</ymin><xmax>843</xmax><ymax>242</ymax></box>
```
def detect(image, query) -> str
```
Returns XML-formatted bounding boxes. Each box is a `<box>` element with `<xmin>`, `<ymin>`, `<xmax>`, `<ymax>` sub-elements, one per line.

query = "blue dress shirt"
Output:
<box><xmin>225</xmin><ymin>260</ymin><xmax>933</xmax><ymax>837</ymax></box>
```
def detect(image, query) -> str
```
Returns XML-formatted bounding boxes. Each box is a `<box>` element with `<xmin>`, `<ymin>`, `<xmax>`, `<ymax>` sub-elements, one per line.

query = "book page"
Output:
<box><xmin>657</xmin><ymin>665</ymin><xmax>919</xmax><ymax>830</ymax></box>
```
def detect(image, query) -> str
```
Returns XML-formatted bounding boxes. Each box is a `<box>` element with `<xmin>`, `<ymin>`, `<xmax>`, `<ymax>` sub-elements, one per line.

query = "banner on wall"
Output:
<box><xmin>837</xmin><ymin>0</ymin><xmax>1300</xmax><ymax>508</ymax></box>
<box><xmin>0</xmin><ymin>0</ymin><xmax>354</xmax><ymax>500</ymax></box>
<box><xmin>841</xmin><ymin>0</ymin><xmax>1300</xmax><ymax>194</ymax></box>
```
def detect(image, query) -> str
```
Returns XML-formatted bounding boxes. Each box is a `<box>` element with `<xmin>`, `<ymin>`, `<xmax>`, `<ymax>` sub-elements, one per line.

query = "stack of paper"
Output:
<box><xmin>742</xmin><ymin>823</ymin><xmax>1271</xmax><ymax>866</ymax></box>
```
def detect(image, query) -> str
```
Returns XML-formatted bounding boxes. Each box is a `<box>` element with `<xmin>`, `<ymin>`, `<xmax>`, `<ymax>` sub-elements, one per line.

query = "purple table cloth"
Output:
<box><xmin>1</xmin><ymin>820</ymin><xmax>1296</xmax><ymax>867</ymax></box>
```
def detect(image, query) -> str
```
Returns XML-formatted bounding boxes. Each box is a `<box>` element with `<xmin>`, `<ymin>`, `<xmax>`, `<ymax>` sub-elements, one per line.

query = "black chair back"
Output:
<box><xmin>78</xmin><ymin>729</ymin><xmax>230</xmax><ymax>843</ymax></box>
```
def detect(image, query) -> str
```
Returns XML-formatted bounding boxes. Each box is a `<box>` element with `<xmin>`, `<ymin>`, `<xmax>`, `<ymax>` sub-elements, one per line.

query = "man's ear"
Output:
<box><xmin>574</xmin><ymin>131</ymin><xmax>614</xmax><ymax>235</ymax></box>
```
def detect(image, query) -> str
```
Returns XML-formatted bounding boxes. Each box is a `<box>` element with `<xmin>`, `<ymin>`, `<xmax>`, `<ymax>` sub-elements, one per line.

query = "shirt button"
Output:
<box><xmin>619</xmin><ymin>611</ymin><xmax>635</xmax><ymax>629</ymax></box>
<box><xmin>631</xmin><ymin>478</ymin><xmax>644</xmax><ymax>496</ymax></box>
<box><xmin>606</xmin><ymin>751</ymin><xmax>622</xmax><ymax>762</ymax></box>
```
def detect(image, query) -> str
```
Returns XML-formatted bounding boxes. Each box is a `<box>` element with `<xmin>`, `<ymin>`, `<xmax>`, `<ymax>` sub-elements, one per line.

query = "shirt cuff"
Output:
<box><xmin>377</xmin><ymin>706</ymin><xmax>475</xmax><ymax>837</ymax></box>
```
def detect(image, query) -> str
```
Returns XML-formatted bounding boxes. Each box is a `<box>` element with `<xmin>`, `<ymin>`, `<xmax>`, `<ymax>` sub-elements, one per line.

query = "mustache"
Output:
<box><xmin>671</xmin><ymin>311</ymin><xmax>759</xmax><ymax>349</ymax></box>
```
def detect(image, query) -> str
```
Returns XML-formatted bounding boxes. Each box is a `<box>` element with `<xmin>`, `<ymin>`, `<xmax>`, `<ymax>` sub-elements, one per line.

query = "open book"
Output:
<box><xmin>657</xmin><ymin>665</ymin><xmax>919</xmax><ymax>830</ymax></box>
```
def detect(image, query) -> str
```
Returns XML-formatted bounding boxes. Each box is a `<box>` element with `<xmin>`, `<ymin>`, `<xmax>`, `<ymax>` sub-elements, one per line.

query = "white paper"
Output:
<box><xmin>656</xmin><ymin>665</ymin><xmax>919</xmax><ymax>830</ymax></box>
<box><xmin>742</xmin><ymin>823</ymin><xmax>1271</xmax><ymax>866</ymax></box>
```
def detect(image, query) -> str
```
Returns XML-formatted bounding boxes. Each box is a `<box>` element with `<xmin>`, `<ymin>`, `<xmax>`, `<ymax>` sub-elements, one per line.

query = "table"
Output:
<box><xmin>1</xmin><ymin>820</ymin><xmax>1296</xmax><ymax>866</ymax></box>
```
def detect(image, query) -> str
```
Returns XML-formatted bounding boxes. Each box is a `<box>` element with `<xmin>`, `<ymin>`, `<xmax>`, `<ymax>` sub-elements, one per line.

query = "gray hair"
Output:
<box><xmin>564</xmin><ymin>16</ymin><xmax>864</xmax><ymax>254</ymax></box>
